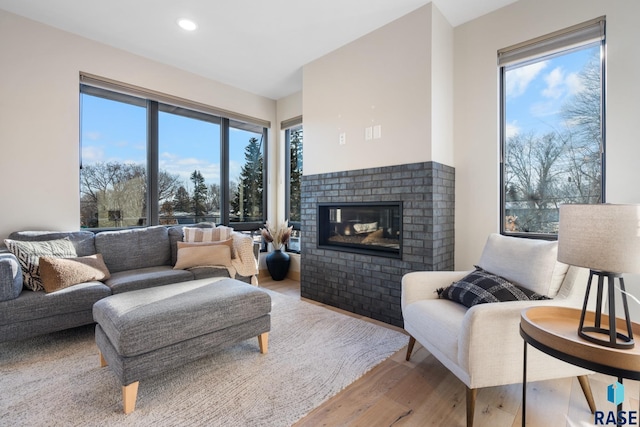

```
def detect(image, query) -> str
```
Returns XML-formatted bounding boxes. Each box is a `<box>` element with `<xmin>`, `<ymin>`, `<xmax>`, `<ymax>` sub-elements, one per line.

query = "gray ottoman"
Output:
<box><xmin>93</xmin><ymin>278</ymin><xmax>271</xmax><ymax>414</ymax></box>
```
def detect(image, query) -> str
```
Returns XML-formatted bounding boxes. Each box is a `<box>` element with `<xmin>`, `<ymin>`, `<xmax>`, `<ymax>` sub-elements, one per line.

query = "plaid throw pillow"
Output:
<box><xmin>437</xmin><ymin>267</ymin><xmax>549</xmax><ymax>308</ymax></box>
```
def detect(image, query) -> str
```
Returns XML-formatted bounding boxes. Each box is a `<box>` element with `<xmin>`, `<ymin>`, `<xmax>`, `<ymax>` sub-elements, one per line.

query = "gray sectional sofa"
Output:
<box><xmin>0</xmin><ymin>225</ymin><xmax>259</xmax><ymax>343</ymax></box>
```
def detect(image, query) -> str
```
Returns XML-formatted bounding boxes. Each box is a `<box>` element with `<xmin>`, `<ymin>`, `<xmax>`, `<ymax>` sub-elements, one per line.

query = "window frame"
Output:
<box><xmin>80</xmin><ymin>82</ymin><xmax>268</xmax><ymax>233</ymax></box>
<box><xmin>498</xmin><ymin>17</ymin><xmax>606</xmax><ymax>239</ymax></box>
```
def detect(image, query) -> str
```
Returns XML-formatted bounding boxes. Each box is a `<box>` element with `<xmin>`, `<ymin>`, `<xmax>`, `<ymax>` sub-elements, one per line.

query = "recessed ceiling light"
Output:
<box><xmin>177</xmin><ymin>19</ymin><xmax>197</xmax><ymax>31</ymax></box>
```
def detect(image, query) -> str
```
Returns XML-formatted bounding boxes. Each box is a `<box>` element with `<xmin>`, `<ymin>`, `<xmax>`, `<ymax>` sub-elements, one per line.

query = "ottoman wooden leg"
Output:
<box><xmin>123</xmin><ymin>381</ymin><xmax>139</xmax><ymax>414</ymax></box>
<box><xmin>258</xmin><ymin>332</ymin><xmax>269</xmax><ymax>354</ymax></box>
<box><xmin>99</xmin><ymin>352</ymin><xmax>108</xmax><ymax>367</ymax></box>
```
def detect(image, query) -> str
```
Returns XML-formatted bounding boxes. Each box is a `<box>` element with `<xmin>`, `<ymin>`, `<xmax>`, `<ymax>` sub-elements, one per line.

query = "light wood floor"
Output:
<box><xmin>260</xmin><ymin>277</ymin><xmax>639</xmax><ymax>427</ymax></box>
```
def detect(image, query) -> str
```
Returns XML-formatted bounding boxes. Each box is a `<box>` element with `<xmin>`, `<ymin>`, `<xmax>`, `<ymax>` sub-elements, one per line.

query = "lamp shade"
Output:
<box><xmin>558</xmin><ymin>204</ymin><xmax>640</xmax><ymax>274</ymax></box>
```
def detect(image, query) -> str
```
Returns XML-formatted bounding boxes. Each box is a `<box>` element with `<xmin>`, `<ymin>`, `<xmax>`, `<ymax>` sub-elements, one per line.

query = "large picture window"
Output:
<box><xmin>80</xmin><ymin>79</ymin><xmax>268</xmax><ymax>232</ymax></box>
<box><xmin>499</xmin><ymin>17</ymin><xmax>606</xmax><ymax>237</ymax></box>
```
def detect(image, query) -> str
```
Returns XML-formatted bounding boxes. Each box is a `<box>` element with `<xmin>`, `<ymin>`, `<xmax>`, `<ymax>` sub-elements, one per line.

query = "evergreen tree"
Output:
<box><xmin>231</xmin><ymin>137</ymin><xmax>263</xmax><ymax>221</ymax></box>
<box><xmin>173</xmin><ymin>186</ymin><xmax>191</xmax><ymax>213</ymax></box>
<box><xmin>190</xmin><ymin>170</ymin><xmax>208</xmax><ymax>222</ymax></box>
<box><xmin>289</xmin><ymin>128</ymin><xmax>303</xmax><ymax>222</ymax></box>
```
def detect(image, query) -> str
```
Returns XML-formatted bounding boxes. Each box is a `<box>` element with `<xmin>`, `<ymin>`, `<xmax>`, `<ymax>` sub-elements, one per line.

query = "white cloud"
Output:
<box><xmin>530</xmin><ymin>100</ymin><xmax>559</xmax><ymax>118</ymax></box>
<box><xmin>81</xmin><ymin>145</ymin><xmax>104</xmax><ymax>163</ymax></box>
<box><xmin>565</xmin><ymin>72</ymin><xmax>584</xmax><ymax>95</ymax></box>
<box><xmin>506</xmin><ymin>61</ymin><xmax>548</xmax><ymax>98</ymax></box>
<box><xmin>542</xmin><ymin>67</ymin><xmax>565</xmax><ymax>99</ymax></box>
<box><xmin>505</xmin><ymin>121</ymin><xmax>520</xmax><ymax>138</ymax></box>
<box><xmin>159</xmin><ymin>153</ymin><xmax>221</xmax><ymax>183</ymax></box>
<box><xmin>84</xmin><ymin>131</ymin><xmax>101</xmax><ymax>141</ymax></box>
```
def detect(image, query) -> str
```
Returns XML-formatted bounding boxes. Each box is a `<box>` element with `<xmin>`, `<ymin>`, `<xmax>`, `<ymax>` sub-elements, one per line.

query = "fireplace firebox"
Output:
<box><xmin>317</xmin><ymin>202</ymin><xmax>402</xmax><ymax>258</ymax></box>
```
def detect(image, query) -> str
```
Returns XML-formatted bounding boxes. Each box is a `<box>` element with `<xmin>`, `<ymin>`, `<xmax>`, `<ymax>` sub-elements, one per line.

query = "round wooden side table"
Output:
<box><xmin>520</xmin><ymin>306</ymin><xmax>640</xmax><ymax>427</ymax></box>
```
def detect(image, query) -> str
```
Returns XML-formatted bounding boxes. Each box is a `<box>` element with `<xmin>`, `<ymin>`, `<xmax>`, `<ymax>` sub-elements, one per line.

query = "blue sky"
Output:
<box><xmin>504</xmin><ymin>43</ymin><xmax>599</xmax><ymax>138</ymax></box>
<box><xmin>81</xmin><ymin>95</ymin><xmax>261</xmax><ymax>188</ymax></box>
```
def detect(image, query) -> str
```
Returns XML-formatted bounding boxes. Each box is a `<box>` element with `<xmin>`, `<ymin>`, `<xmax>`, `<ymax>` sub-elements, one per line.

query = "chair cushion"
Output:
<box><xmin>477</xmin><ymin>233</ymin><xmax>569</xmax><ymax>297</ymax></box>
<box><xmin>403</xmin><ymin>299</ymin><xmax>466</xmax><ymax>364</ymax></box>
<box><xmin>437</xmin><ymin>267</ymin><xmax>549</xmax><ymax>308</ymax></box>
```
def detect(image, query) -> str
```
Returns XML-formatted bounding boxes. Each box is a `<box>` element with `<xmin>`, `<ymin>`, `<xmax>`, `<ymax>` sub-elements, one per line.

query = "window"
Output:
<box><xmin>499</xmin><ymin>17</ymin><xmax>605</xmax><ymax>237</ymax></box>
<box><xmin>80</xmin><ymin>79</ymin><xmax>268</xmax><ymax>233</ymax></box>
<box><xmin>283</xmin><ymin>119</ymin><xmax>303</xmax><ymax>252</ymax></box>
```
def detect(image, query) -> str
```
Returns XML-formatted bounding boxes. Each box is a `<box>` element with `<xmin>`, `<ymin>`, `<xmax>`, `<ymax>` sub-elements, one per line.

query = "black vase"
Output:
<box><xmin>266</xmin><ymin>249</ymin><xmax>290</xmax><ymax>281</ymax></box>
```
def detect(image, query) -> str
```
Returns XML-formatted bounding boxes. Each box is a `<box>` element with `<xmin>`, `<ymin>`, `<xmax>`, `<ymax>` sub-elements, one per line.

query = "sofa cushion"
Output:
<box><xmin>4</xmin><ymin>238</ymin><xmax>77</xmax><ymax>291</ymax></box>
<box><xmin>104</xmin><ymin>266</ymin><xmax>193</xmax><ymax>294</ymax></box>
<box><xmin>0</xmin><ymin>254</ymin><xmax>23</xmax><ymax>302</ymax></box>
<box><xmin>437</xmin><ymin>267</ymin><xmax>549</xmax><ymax>308</ymax></box>
<box><xmin>39</xmin><ymin>254</ymin><xmax>111</xmax><ymax>293</ymax></box>
<box><xmin>174</xmin><ymin>241</ymin><xmax>233</xmax><ymax>270</ymax></box>
<box><xmin>477</xmin><ymin>233</ymin><xmax>569</xmax><ymax>297</ymax></box>
<box><xmin>95</xmin><ymin>226</ymin><xmax>170</xmax><ymax>273</ymax></box>
<box><xmin>0</xmin><ymin>281</ymin><xmax>111</xmax><ymax>326</ymax></box>
<box><xmin>7</xmin><ymin>230</ymin><xmax>96</xmax><ymax>256</ymax></box>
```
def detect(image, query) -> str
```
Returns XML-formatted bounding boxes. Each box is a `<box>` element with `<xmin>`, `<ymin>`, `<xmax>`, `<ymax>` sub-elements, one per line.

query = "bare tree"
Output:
<box><xmin>80</xmin><ymin>161</ymin><xmax>180</xmax><ymax>227</ymax></box>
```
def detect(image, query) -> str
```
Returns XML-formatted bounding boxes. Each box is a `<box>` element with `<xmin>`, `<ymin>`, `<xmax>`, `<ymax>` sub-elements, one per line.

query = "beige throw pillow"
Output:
<box><xmin>39</xmin><ymin>254</ymin><xmax>111</xmax><ymax>293</ymax></box>
<box><xmin>173</xmin><ymin>241</ymin><xmax>233</xmax><ymax>270</ymax></box>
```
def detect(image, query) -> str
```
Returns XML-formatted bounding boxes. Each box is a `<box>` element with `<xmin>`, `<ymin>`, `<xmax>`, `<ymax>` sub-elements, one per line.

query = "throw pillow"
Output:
<box><xmin>437</xmin><ymin>267</ymin><xmax>549</xmax><ymax>308</ymax></box>
<box><xmin>173</xmin><ymin>241</ymin><xmax>233</xmax><ymax>270</ymax></box>
<box><xmin>477</xmin><ymin>233</ymin><xmax>569</xmax><ymax>298</ymax></box>
<box><xmin>183</xmin><ymin>226</ymin><xmax>235</xmax><ymax>258</ymax></box>
<box><xmin>4</xmin><ymin>238</ymin><xmax>77</xmax><ymax>291</ymax></box>
<box><xmin>39</xmin><ymin>254</ymin><xmax>111</xmax><ymax>293</ymax></box>
<box><xmin>183</xmin><ymin>225</ymin><xmax>234</xmax><ymax>243</ymax></box>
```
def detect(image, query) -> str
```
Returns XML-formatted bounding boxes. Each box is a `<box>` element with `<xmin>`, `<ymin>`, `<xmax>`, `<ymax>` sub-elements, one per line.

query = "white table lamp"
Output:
<box><xmin>558</xmin><ymin>204</ymin><xmax>640</xmax><ymax>349</ymax></box>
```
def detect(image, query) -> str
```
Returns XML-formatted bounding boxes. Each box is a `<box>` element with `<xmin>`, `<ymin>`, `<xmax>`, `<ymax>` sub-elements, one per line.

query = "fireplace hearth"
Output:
<box><xmin>318</xmin><ymin>202</ymin><xmax>402</xmax><ymax>258</ymax></box>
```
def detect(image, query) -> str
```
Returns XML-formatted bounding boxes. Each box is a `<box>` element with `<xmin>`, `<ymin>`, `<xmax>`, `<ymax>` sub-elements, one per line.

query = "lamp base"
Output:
<box><xmin>578</xmin><ymin>270</ymin><xmax>635</xmax><ymax>350</ymax></box>
<box><xmin>578</xmin><ymin>326</ymin><xmax>634</xmax><ymax>349</ymax></box>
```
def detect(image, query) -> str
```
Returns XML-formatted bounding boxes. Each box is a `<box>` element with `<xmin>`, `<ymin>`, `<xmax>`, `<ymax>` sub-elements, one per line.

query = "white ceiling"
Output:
<box><xmin>0</xmin><ymin>0</ymin><xmax>518</xmax><ymax>100</ymax></box>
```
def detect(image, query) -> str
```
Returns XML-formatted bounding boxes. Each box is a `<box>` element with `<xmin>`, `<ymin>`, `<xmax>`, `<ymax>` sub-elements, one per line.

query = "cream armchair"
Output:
<box><xmin>401</xmin><ymin>234</ymin><xmax>596</xmax><ymax>427</ymax></box>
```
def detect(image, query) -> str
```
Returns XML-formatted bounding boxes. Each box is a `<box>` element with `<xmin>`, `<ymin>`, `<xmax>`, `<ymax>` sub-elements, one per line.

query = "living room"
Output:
<box><xmin>1</xmin><ymin>0</ymin><xmax>640</xmax><ymax>425</ymax></box>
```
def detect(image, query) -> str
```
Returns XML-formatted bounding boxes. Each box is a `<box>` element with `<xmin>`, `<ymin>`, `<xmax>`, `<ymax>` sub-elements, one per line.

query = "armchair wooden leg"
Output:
<box><xmin>577</xmin><ymin>375</ymin><xmax>597</xmax><ymax>414</ymax></box>
<box><xmin>466</xmin><ymin>387</ymin><xmax>477</xmax><ymax>427</ymax></box>
<box><xmin>406</xmin><ymin>336</ymin><xmax>416</xmax><ymax>361</ymax></box>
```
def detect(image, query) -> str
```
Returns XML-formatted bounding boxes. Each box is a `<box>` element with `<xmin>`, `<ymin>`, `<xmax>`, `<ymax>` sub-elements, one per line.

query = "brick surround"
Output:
<box><xmin>300</xmin><ymin>161</ymin><xmax>455</xmax><ymax>327</ymax></box>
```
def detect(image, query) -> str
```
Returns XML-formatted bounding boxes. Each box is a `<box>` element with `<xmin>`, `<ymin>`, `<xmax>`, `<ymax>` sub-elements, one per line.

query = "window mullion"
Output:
<box><xmin>147</xmin><ymin>100</ymin><xmax>159</xmax><ymax>226</ymax></box>
<box><xmin>220</xmin><ymin>118</ymin><xmax>230</xmax><ymax>226</ymax></box>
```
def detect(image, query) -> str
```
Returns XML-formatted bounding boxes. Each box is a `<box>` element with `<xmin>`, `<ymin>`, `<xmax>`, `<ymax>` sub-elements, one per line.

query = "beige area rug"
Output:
<box><xmin>0</xmin><ymin>289</ymin><xmax>408</xmax><ymax>426</ymax></box>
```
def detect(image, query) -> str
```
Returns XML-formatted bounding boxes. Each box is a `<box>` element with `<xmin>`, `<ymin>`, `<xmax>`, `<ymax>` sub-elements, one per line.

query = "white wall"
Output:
<box><xmin>303</xmin><ymin>4</ymin><xmax>441</xmax><ymax>175</ymax></box>
<box><xmin>0</xmin><ymin>9</ymin><xmax>276</xmax><ymax>240</ymax></box>
<box><xmin>430</xmin><ymin>5</ymin><xmax>454</xmax><ymax>167</ymax></box>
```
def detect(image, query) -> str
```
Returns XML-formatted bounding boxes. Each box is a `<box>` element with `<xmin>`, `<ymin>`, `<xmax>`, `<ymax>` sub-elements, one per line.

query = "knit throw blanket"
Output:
<box><xmin>229</xmin><ymin>232</ymin><xmax>259</xmax><ymax>285</ymax></box>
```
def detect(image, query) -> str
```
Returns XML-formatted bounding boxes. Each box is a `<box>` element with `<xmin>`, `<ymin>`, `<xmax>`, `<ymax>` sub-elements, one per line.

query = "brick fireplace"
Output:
<box><xmin>300</xmin><ymin>161</ymin><xmax>455</xmax><ymax>327</ymax></box>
